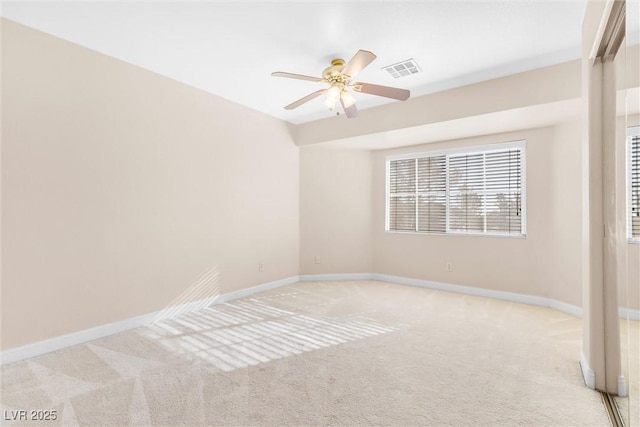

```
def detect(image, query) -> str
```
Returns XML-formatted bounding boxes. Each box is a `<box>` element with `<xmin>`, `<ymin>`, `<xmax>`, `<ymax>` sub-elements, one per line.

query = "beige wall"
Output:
<box><xmin>1</xmin><ymin>20</ymin><xmax>299</xmax><ymax>350</ymax></box>
<box><xmin>371</xmin><ymin>124</ymin><xmax>584</xmax><ymax>305</ymax></box>
<box><xmin>548</xmin><ymin>122</ymin><xmax>585</xmax><ymax>305</ymax></box>
<box><xmin>299</xmin><ymin>147</ymin><xmax>372</xmax><ymax>274</ymax></box>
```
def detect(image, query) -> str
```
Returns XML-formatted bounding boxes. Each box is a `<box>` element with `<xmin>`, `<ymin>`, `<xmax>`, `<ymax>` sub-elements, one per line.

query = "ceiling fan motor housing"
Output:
<box><xmin>322</xmin><ymin>59</ymin><xmax>350</xmax><ymax>87</ymax></box>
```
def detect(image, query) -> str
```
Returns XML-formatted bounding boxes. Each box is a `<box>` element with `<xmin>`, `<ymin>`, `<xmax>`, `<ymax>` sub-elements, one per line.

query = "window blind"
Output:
<box><xmin>388</xmin><ymin>159</ymin><xmax>416</xmax><ymax>231</ymax></box>
<box><xmin>417</xmin><ymin>156</ymin><xmax>446</xmax><ymax>232</ymax></box>
<box><xmin>387</xmin><ymin>142</ymin><xmax>524</xmax><ymax>236</ymax></box>
<box><xmin>448</xmin><ymin>153</ymin><xmax>485</xmax><ymax>233</ymax></box>
<box><xmin>630</xmin><ymin>133</ymin><xmax>640</xmax><ymax>238</ymax></box>
<box><xmin>485</xmin><ymin>149</ymin><xmax>522</xmax><ymax>234</ymax></box>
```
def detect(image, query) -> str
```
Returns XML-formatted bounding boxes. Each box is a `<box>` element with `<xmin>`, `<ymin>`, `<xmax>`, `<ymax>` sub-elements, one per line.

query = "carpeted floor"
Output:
<box><xmin>1</xmin><ymin>280</ymin><xmax>610</xmax><ymax>426</ymax></box>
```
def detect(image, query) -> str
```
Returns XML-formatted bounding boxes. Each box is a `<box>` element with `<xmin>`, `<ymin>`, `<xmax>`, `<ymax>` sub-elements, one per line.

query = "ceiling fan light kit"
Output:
<box><xmin>272</xmin><ymin>50</ymin><xmax>410</xmax><ymax>119</ymax></box>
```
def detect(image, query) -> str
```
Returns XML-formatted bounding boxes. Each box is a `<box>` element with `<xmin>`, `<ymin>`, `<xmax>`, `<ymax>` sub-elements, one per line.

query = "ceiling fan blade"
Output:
<box><xmin>284</xmin><ymin>89</ymin><xmax>326</xmax><ymax>110</ymax></box>
<box><xmin>272</xmin><ymin>72</ymin><xmax>323</xmax><ymax>82</ymax></box>
<box><xmin>340</xmin><ymin>95</ymin><xmax>358</xmax><ymax>119</ymax></box>
<box><xmin>340</xmin><ymin>97</ymin><xmax>358</xmax><ymax>118</ymax></box>
<box><xmin>341</xmin><ymin>50</ymin><xmax>377</xmax><ymax>78</ymax></box>
<box><xmin>352</xmin><ymin>82</ymin><xmax>410</xmax><ymax>101</ymax></box>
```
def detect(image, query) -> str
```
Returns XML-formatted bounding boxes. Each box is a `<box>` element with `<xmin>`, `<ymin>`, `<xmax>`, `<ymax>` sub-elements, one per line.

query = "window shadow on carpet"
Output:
<box><xmin>138</xmin><ymin>295</ymin><xmax>399</xmax><ymax>372</ymax></box>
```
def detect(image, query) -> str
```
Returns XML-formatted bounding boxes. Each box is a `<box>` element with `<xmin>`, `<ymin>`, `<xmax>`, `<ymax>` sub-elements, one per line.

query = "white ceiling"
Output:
<box><xmin>1</xmin><ymin>1</ymin><xmax>590</xmax><ymax>124</ymax></box>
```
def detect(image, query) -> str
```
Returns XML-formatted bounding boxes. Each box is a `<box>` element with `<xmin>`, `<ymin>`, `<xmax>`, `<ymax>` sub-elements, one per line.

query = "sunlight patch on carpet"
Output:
<box><xmin>138</xmin><ymin>297</ymin><xmax>399</xmax><ymax>372</ymax></box>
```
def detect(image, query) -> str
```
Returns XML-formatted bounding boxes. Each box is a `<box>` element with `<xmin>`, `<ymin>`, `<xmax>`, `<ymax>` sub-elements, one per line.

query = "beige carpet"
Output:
<box><xmin>1</xmin><ymin>280</ymin><xmax>610</xmax><ymax>426</ymax></box>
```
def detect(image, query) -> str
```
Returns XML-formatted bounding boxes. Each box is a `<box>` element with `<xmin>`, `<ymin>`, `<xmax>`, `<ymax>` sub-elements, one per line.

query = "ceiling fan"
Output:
<box><xmin>272</xmin><ymin>50</ymin><xmax>410</xmax><ymax>118</ymax></box>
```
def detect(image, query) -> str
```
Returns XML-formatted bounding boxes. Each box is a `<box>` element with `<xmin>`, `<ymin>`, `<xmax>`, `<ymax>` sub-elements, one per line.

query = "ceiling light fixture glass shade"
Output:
<box><xmin>324</xmin><ymin>85</ymin><xmax>342</xmax><ymax>111</ymax></box>
<box><xmin>323</xmin><ymin>96</ymin><xmax>337</xmax><ymax>110</ymax></box>
<box><xmin>327</xmin><ymin>86</ymin><xmax>341</xmax><ymax>100</ymax></box>
<box><xmin>341</xmin><ymin>90</ymin><xmax>356</xmax><ymax>108</ymax></box>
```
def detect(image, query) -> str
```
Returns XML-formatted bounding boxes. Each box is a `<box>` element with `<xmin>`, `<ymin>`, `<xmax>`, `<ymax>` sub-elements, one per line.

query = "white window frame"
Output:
<box><xmin>385</xmin><ymin>140</ymin><xmax>527</xmax><ymax>238</ymax></box>
<box><xmin>627</xmin><ymin>126</ymin><xmax>640</xmax><ymax>243</ymax></box>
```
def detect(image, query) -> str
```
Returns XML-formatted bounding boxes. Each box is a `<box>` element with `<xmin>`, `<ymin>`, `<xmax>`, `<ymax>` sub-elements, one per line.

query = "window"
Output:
<box><xmin>386</xmin><ymin>141</ymin><xmax>526</xmax><ymax>237</ymax></box>
<box><xmin>628</xmin><ymin>126</ymin><xmax>640</xmax><ymax>240</ymax></box>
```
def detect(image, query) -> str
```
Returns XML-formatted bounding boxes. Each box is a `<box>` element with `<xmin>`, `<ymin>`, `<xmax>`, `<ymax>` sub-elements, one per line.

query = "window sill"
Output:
<box><xmin>384</xmin><ymin>230</ymin><xmax>527</xmax><ymax>239</ymax></box>
<box><xmin>628</xmin><ymin>238</ymin><xmax>640</xmax><ymax>244</ymax></box>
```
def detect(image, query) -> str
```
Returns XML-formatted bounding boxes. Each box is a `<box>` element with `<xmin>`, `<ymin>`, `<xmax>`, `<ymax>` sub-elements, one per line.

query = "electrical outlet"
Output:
<box><xmin>315</xmin><ymin>256</ymin><xmax>321</xmax><ymax>264</ymax></box>
<box><xmin>446</xmin><ymin>262</ymin><xmax>453</xmax><ymax>272</ymax></box>
<box><xmin>259</xmin><ymin>262</ymin><xmax>264</xmax><ymax>272</ymax></box>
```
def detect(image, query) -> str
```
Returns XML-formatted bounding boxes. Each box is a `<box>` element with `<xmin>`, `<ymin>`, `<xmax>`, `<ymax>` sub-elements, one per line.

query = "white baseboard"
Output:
<box><xmin>299</xmin><ymin>273</ymin><xmax>373</xmax><ymax>282</ymax></box>
<box><xmin>372</xmin><ymin>273</ymin><xmax>550</xmax><ymax>306</ymax></box>
<box><xmin>0</xmin><ymin>311</ymin><xmax>159</xmax><ymax>366</ymax></box>
<box><xmin>299</xmin><ymin>272</ymin><xmax>640</xmax><ymax>321</ymax></box>
<box><xmin>580</xmin><ymin>352</ymin><xmax>596</xmax><ymax>389</ymax></box>
<box><xmin>0</xmin><ymin>275</ymin><xmax>299</xmax><ymax>366</ymax></box>
<box><xmin>548</xmin><ymin>299</ymin><xmax>584</xmax><ymax>318</ymax></box>
<box><xmin>3</xmin><ymin>272</ymin><xmax>638</xmax><ymax>366</ymax></box>
<box><xmin>216</xmin><ymin>275</ymin><xmax>300</xmax><ymax>303</ymax></box>
<box><xmin>618</xmin><ymin>375</ymin><xmax>627</xmax><ymax>397</ymax></box>
<box><xmin>371</xmin><ymin>273</ymin><xmax>584</xmax><ymax>318</ymax></box>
